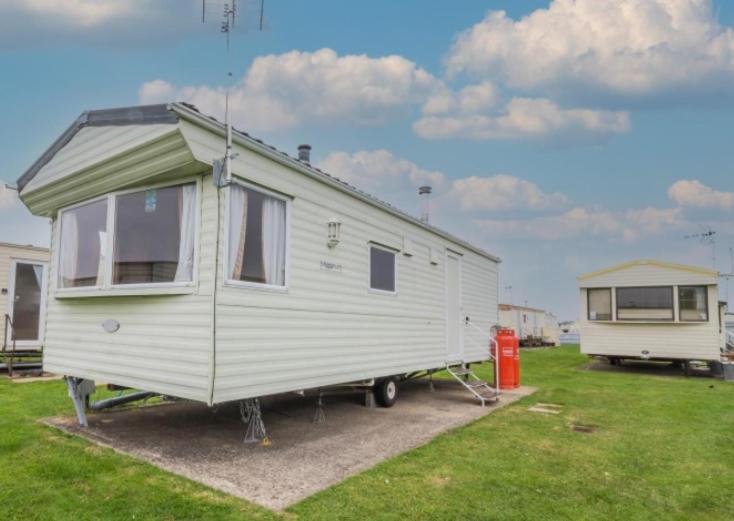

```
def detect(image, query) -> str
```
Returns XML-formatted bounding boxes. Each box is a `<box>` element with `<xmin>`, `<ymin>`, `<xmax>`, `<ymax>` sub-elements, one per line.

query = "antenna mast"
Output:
<box><xmin>200</xmin><ymin>0</ymin><xmax>265</xmax><ymax>185</ymax></box>
<box><xmin>684</xmin><ymin>226</ymin><xmax>717</xmax><ymax>270</ymax></box>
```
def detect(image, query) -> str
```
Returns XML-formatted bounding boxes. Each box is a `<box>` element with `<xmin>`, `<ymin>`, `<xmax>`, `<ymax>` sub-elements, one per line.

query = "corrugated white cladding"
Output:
<box><xmin>42</xmin><ymin>176</ymin><xmax>216</xmax><ymax>402</ymax></box>
<box><xmin>179</xmin><ymin>123</ymin><xmax>498</xmax><ymax>403</ymax></box>
<box><xmin>578</xmin><ymin>261</ymin><xmax>722</xmax><ymax>361</ymax></box>
<box><xmin>579</xmin><ymin>284</ymin><xmax>721</xmax><ymax>360</ymax></box>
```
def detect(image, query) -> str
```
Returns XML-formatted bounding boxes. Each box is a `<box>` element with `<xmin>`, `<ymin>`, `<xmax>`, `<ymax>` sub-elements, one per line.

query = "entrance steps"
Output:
<box><xmin>446</xmin><ymin>364</ymin><xmax>498</xmax><ymax>407</ymax></box>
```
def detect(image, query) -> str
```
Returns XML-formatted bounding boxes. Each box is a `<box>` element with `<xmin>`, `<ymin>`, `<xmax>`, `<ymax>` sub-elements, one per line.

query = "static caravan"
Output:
<box><xmin>498</xmin><ymin>304</ymin><xmax>552</xmax><ymax>346</ymax></box>
<box><xmin>542</xmin><ymin>312</ymin><xmax>560</xmax><ymax>346</ymax></box>
<box><xmin>578</xmin><ymin>260</ymin><xmax>728</xmax><ymax>365</ymax></box>
<box><xmin>1</xmin><ymin>242</ymin><xmax>49</xmax><ymax>373</ymax></box>
<box><xmin>17</xmin><ymin>103</ymin><xmax>501</xmax><ymax>428</ymax></box>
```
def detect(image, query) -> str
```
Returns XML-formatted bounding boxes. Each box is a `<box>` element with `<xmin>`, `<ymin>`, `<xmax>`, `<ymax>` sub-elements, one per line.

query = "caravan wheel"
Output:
<box><xmin>374</xmin><ymin>377</ymin><xmax>399</xmax><ymax>407</ymax></box>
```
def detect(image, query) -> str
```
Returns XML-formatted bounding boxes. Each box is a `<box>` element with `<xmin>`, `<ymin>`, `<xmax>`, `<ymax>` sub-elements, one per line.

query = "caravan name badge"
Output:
<box><xmin>320</xmin><ymin>260</ymin><xmax>343</xmax><ymax>273</ymax></box>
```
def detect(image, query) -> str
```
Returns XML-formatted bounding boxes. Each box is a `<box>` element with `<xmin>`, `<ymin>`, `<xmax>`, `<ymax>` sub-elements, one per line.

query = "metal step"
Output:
<box><xmin>446</xmin><ymin>365</ymin><xmax>499</xmax><ymax>407</ymax></box>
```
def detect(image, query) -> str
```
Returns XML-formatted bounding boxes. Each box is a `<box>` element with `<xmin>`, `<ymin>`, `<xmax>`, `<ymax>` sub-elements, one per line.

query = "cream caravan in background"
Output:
<box><xmin>16</xmin><ymin>103</ymin><xmax>501</xmax><ymax>422</ymax></box>
<box><xmin>578</xmin><ymin>260</ymin><xmax>727</xmax><ymax>364</ymax></box>
<box><xmin>498</xmin><ymin>304</ymin><xmax>559</xmax><ymax>346</ymax></box>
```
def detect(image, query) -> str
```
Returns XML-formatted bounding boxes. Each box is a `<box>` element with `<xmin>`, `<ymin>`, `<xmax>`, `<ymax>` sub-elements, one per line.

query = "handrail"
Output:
<box><xmin>465</xmin><ymin>319</ymin><xmax>501</xmax><ymax>397</ymax></box>
<box><xmin>2</xmin><ymin>313</ymin><xmax>14</xmax><ymax>353</ymax></box>
<box><xmin>726</xmin><ymin>330</ymin><xmax>734</xmax><ymax>351</ymax></box>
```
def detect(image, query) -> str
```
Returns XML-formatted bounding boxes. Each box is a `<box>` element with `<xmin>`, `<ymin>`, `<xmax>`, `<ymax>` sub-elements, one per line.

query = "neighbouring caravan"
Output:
<box><xmin>16</xmin><ymin>103</ymin><xmax>501</xmax><ymax>426</ymax></box>
<box><xmin>1</xmin><ymin>242</ymin><xmax>49</xmax><ymax>372</ymax></box>
<box><xmin>578</xmin><ymin>259</ymin><xmax>729</xmax><ymax>365</ymax></box>
<box><xmin>498</xmin><ymin>304</ymin><xmax>558</xmax><ymax>346</ymax></box>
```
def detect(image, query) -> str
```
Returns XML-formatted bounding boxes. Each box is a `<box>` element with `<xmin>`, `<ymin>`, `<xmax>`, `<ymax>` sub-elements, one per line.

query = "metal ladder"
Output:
<box><xmin>446</xmin><ymin>364</ymin><xmax>498</xmax><ymax>407</ymax></box>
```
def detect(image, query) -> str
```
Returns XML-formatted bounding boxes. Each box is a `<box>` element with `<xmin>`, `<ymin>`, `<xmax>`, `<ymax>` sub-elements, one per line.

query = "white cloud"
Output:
<box><xmin>414</xmin><ymin>97</ymin><xmax>629</xmax><ymax>141</ymax></box>
<box><xmin>668</xmin><ymin>179</ymin><xmax>734</xmax><ymax>210</ymax></box>
<box><xmin>422</xmin><ymin>81</ymin><xmax>498</xmax><ymax>115</ymax></box>
<box><xmin>450</xmin><ymin>175</ymin><xmax>569</xmax><ymax>212</ymax></box>
<box><xmin>0</xmin><ymin>184</ymin><xmax>19</xmax><ymax>209</ymax></box>
<box><xmin>0</xmin><ymin>0</ymin><xmax>201</xmax><ymax>49</ymax></box>
<box><xmin>476</xmin><ymin>206</ymin><xmax>685</xmax><ymax>242</ymax></box>
<box><xmin>446</xmin><ymin>0</ymin><xmax>734</xmax><ymax>99</ymax></box>
<box><xmin>317</xmin><ymin>149</ymin><xmax>445</xmax><ymax>197</ymax></box>
<box><xmin>141</xmin><ymin>48</ymin><xmax>440</xmax><ymax>133</ymax></box>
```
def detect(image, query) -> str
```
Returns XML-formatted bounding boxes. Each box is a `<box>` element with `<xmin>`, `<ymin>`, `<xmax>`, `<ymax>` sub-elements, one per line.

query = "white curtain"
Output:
<box><xmin>58</xmin><ymin>210</ymin><xmax>79</xmax><ymax>287</ymax></box>
<box><xmin>261</xmin><ymin>196</ymin><xmax>286</xmax><ymax>286</ymax></box>
<box><xmin>174</xmin><ymin>184</ymin><xmax>197</xmax><ymax>282</ymax></box>
<box><xmin>228</xmin><ymin>185</ymin><xmax>248</xmax><ymax>280</ymax></box>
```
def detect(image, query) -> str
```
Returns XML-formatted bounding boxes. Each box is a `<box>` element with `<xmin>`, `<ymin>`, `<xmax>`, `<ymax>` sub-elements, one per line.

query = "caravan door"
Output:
<box><xmin>6</xmin><ymin>260</ymin><xmax>47</xmax><ymax>347</ymax></box>
<box><xmin>446</xmin><ymin>251</ymin><xmax>463</xmax><ymax>361</ymax></box>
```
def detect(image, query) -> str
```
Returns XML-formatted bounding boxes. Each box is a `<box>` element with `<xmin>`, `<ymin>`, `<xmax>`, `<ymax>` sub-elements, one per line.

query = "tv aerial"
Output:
<box><xmin>199</xmin><ymin>0</ymin><xmax>266</xmax><ymax>186</ymax></box>
<box><xmin>684</xmin><ymin>226</ymin><xmax>717</xmax><ymax>270</ymax></box>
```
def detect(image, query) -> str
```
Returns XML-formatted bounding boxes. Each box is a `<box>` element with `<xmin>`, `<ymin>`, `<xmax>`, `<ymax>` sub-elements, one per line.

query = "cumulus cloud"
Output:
<box><xmin>414</xmin><ymin>96</ymin><xmax>629</xmax><ymax>141</ymax></box>
<box><xmin>140</xmin><ymin>48</ymin><xmax>440</xmax><ymax>133</ymax></box>
<box><xmin>0</xmin><ymin>183</ymin><xmax>19</xmax><ymax>209</ymax></box>
<box><xmin>450</xmin><ymin>175</ymin><xmax>569</xmax><ymax>212</ymax></box>
<box><xmin>446</xmin><ymin>0</ymin><xmax>734</xmax><ymax>100</ymax></box>
<box><xmin>476</xmin><ymin>206</ymin><xmax>685</xmax><ymax>242</ymax></box>
<box><xmin>317</xmin><ymin>149</ymin><xmax>445</xmax><ymax>197</ymax></box>
<box><xmin>0</xmin><ymin>0</ymin><xmax>204</xmax><ymax>48</ymax></box>
<box><xmin>668</xmin><ymin>179</ymin><xmax>734</xmax><ymax>210</ymax></box>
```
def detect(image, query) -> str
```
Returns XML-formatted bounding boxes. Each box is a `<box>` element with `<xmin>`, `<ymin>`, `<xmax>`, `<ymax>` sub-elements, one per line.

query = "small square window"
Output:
<box><xmin>369</xmin><ymin>245</ymin><xmax>396</xmax><ymax>293</ymax></box>
<box><xmin>679</xmin><ymin>286</ymin><xmax>708</xmax><ymax>322</ymax></box>
<box><xmin>588</xmin><ymin>288</ymin><xmax>612</xmax><ymax>321</ymax></box>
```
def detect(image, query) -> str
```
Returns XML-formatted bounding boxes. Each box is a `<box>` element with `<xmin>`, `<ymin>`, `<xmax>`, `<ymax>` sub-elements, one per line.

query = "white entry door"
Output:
<box><xmin>6</xmin><ymin>260</ymin><xmax>47</xmax><ymax>347</ymax></box>
<box><xmin>446</xmin><ymin>252</ymin><xmax>463</xmax><ymax>361</ymax></box>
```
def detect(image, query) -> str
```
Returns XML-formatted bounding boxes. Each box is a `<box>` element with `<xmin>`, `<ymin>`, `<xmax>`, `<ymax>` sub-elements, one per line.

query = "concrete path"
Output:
<box><xmin>45</xmin><ymin>380</ymin><xmax>535</xmax><ymax>510</ymax></box>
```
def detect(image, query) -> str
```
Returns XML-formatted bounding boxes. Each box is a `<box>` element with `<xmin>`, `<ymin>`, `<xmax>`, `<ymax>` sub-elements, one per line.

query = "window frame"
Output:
<box><xmin>587</xmin><ymin>287</ymin><xmax>612</xmax><ymax>321</ymax></box>
<box><xmin>615</xmin><ymin>285</ymin><xmax>674</xmax><ymax>322</ymax></box>
<box><xmin>223</xmin><ymin>177</ymin><xmax>291</xmax><ymax>293</ymax></box>
<box><xmin>55</xmin><ymin>177</ymin><xmax>201</xmax><ymax>295</ymax></box>
<box><xmin>368</xmin><ymin>242</ymin><xmax>398</xmax><ymax>296</ymax></box>
<box><xmin>678</xmin><ymin>285</ymin><xmax>709</xmax><ymax>322</ymax></box>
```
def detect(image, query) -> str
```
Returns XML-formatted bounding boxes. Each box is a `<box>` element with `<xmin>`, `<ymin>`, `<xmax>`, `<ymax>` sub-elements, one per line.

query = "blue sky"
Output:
<box><xmin>1</xmin><ymin>0</ymin><xmax>734</xmax><ymax>320</ymax></box>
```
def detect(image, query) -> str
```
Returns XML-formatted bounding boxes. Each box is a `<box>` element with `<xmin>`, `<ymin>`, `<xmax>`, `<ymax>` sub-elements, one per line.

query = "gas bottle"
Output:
<box><xmin>494</xmin><ymin>328</ymin><xmax>519</xmax><ymax>390</ymax></box>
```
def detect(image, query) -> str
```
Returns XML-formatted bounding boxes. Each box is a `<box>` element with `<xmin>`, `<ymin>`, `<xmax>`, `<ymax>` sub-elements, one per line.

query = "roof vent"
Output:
<box><xmin>298</xmin><ymin>144</ymin><xmax>311</xmax><ymax>163</ymax></box>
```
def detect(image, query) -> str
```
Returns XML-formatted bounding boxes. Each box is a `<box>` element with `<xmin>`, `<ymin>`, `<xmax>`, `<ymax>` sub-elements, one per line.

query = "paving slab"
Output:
<box><xmin>45</xmin><ymin>379</ymin><xmax>536</xmax><ymax>510</ymax></box>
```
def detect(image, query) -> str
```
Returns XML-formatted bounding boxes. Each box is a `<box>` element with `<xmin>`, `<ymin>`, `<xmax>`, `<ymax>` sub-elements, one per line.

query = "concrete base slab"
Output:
<box><xmin>44</xmin><ymin>380</ymin><xmax>536</xmax><ymax>510</ymax></box>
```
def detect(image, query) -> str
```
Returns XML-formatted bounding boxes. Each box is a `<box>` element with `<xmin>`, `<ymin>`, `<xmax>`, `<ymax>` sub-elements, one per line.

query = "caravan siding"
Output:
<box><xmin>41</xmin><ymin>177</ymin><xmax>215</xmax><ymax>402</ymax></box>
<box><xmin>579</xmin><ymin>286</ymin><xmax>721</xmax><ymax>360</ymax></box>
<box><xmin>180</xmin><ymin>125</ymin><xmax>497</xmax><ymax>403</ymax></box>
<box><xmin>578</xmin><ymin>261</ymin><xmax>722</xmax><ymax>361</ymax></box>
<box><xmin>0</xmin><ymin>243</ymin><xmax>50</xmax><ymax>345</ymax></box>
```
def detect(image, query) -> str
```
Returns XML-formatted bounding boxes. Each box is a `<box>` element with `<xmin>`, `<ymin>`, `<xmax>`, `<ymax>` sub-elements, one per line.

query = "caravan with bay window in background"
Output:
<box><xmin>578</xmin><ymin>260</ymin><xmax>729</xmax><ymax>367</ymax></box>
<box><xmin>15</xmin><ymin>103</ymin><xmax>501</xmax><ymax>425</ymax></box>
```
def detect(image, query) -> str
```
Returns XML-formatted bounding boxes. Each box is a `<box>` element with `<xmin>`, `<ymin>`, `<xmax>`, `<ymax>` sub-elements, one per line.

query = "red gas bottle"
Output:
<box><xmin>494</xmin><ymin>328</ymin><xmax>519</xmax><ymax>390</ymax></box>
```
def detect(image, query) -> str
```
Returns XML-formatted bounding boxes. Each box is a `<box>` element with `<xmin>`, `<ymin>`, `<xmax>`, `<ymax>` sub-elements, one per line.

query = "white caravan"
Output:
<box><xmin>578</xmin><ymin>260</ymin><xmax>729</xmax><ymax>366</ymax></box>
<box><xmin>16</xmin><ymin>103</ymin><xmax>501</xmax><ymax>428</ymax></box>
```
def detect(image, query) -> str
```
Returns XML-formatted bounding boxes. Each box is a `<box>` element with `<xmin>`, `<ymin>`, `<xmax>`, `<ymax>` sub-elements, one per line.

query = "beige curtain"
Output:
<box><xmin>228</xmin><ymin>185</ymin><xmax>248</xmax><ymax>279</ymax></box>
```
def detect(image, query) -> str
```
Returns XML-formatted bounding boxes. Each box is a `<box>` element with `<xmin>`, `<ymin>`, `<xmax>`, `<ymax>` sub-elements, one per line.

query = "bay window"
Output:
<box><xmin>58</xmin><ymin>198</ymin><xmax>108</xmax><ymax>288</ymax></box>
<box><xmin>57</xmin><ymin>181</ymin><xmax>197</xmax><ymax>291</ymax></box>
<box><xmin>227</xmin><ymin>183</ymin><xmax>288</xmax><ymax>287</ymax></box>
<box><xmin>679</xmin><ymin>286</ymin><xmax>708</xmax><ymax>322</ymax></box>
<box><xmin>616</xmin><ymin>286</ymin><xmax>673</xmax><ymax>321</ymax></box>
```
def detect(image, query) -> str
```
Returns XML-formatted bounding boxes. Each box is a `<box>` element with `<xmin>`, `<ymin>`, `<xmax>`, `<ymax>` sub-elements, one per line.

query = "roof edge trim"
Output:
<box><xmin>577</xmin><ymin>259</ymin><xmax>718</xmax><ymax>281</ymax></box>
<box><xmin>17</xmin><ymin>104</ymin><xmax>177</xmax><ymax>191</ymax></box>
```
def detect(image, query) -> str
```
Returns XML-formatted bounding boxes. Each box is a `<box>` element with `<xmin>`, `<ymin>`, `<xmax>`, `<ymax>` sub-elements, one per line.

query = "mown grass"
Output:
<box><xmin>1</xmin><ymin>346</ymin><xmax>733</xmax><ymax>520</ymax></box>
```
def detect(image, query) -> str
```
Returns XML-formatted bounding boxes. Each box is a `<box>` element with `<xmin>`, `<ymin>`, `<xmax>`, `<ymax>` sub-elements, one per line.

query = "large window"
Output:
<box><xmin>58</xmin><ymin>198</ymin><xmax>108</xmax><ymax>288</ymax></box>
<box><xmin>679</xmin><ymin>286</ymin><xmax>708</xmax><ymax>322</ymax></box>
<box><xmin>369</xmin><ymin>244</ymin><xmax>396</xmax><ymax>293</ymax></box>
<box><xmin>616</xmin><ymin>286</ymin><xmax>673</xmax><ymax>321</ymax></box>
<box><xmin>227</xmin><ymin>183</ymin><xmax>287</xmax><ymax>287</ymax></box>
<box><xmin>57</xmin><ymin>181</ymin><xmax>197</xmax><ymax>290</ymax></box>
<box><xmin>587</xmin><ymin>288</ymin><xmax>612</xmax><ymax>320</ymax></box>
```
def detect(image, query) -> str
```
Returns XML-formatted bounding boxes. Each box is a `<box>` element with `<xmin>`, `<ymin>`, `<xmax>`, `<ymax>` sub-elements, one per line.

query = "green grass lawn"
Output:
<box><xmin>1</xmin><ymin>346</ymin><xmax>732</xmax><ymax>520</ymax></box>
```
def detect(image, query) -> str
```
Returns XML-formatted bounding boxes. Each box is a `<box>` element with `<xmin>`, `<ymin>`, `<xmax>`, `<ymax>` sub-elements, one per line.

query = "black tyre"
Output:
<box><xmin>374</xmin><ymin>377</ymin><xmax>399</xmax><ymax>407</ymax></box>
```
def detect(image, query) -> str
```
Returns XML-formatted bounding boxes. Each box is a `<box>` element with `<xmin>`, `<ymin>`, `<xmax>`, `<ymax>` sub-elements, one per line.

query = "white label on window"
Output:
<box><xmin>590</xmin><ymin>311</ymin><xmax>597</xmax><ymax>320</ymax></box>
